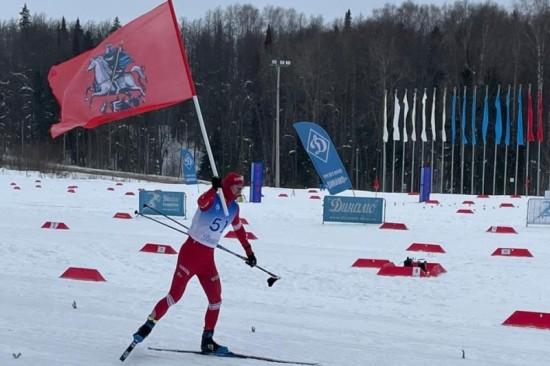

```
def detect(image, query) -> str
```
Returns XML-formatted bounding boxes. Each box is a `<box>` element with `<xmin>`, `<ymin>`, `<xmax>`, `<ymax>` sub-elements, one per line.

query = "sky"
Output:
<box><xmin>0</xmin><ymin>167</ymin><xmax>549</xmax><ymax>365</ymax></box>
<box><xmin>0</xmin><ymin>0</ymin><xmax>516</xmax><ymax>25</ymax></box>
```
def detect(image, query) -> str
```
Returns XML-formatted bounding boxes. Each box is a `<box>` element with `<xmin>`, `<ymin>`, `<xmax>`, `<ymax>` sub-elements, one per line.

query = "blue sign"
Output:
<box><xmin>294</xmin><ymin>121</ymin><xmax>352</xmax><ymax>195</ymax></box>
<box><xmin>181</xmin><ymin>149</ymin><xmax>197</xmax><ymax>184</ymax></box>
<box><xmin>250</xmin><ymin>161</ymin><xmax>263</xmax><ymax>203</ymax></box>
<box><xmin>139</xmin><ymin>190</ymin><xmax>186</xmax><ymax>217</ymax></box>
<box><xmin>419</xmin><ymin>167</ymin><xmax>432</xmax><ymax>203</ymax></box>
<box><xmin>323</xmin><ymin>196</ymin><xmax>385</xmax><ymax>224</ymax></box>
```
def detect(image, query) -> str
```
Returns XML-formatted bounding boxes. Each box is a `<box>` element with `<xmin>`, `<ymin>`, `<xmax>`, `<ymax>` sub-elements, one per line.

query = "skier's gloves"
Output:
<box><xmin>212</xmin><ymin>176</ymin><xmax>222</xmax><ymax>190</ymax></box>
<box><xmin>246</xmin><ymin>252</ymin><xmax>257</xmax><ymax>267</ymax></box>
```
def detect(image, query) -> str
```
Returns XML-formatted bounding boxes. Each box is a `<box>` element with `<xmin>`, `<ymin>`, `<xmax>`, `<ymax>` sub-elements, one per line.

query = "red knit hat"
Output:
<box><xmin>223</xmin><ymin>172</ymin><xmax>244</xmax><ymax>187</ymax></box>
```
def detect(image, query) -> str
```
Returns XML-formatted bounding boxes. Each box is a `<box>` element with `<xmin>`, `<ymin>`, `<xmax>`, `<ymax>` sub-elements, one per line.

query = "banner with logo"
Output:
<box><xmin>323</xmin><ymin>196</ymin><xmax>385</xmax><ymax>224</ymax></box>
<box><xmin>181</xmin><ymin>149</ymin><xmax>197</xmax><ymax>184</ymax></box>
<box><xmin>250</xmin><ymin>161</ymin><xmax>263</xmax><ymax>203</ymax></box>
<box><xmin>139</xmin><ymin>190</ymin><xmax>186</xmax><ymax>217</ymax></box>
<box><xmin>419</xmin><ymin>167</ymin><xmax>432</xmax><ymax>203</ymax></box>
<box><xmin>294</xmin><ymin>121</ymin><xmax>352</xmax><ymax>195</ymax></box>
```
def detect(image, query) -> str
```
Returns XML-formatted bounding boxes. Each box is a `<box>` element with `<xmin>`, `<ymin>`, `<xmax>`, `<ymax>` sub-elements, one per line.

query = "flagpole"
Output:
<box><xmin>411</xmin><ymin>89</ymin><xmax>417</xmax><ymax>193</ymax></box>
<box><xmin>503</xmin><ymin>85</ymin><xmax>511</xmax><ymax>195</ymax></box>
<box><xmin>382</xmin><ymin>89</ymin><xmax>388</xmax><ymax>192</ymax></box>
<box><xmin>471</xmin><ymin>86</ymin><xmax>477</xmax><ymax>195</ymax></box>
<box><xmin>460</xmin><ymin>143</ymin><xmax>465</xmax><ymax>194</ymax></box>
<box><xmin>430</xmin><ymin>87</ymin><xmax>436</xmax><ymax>193</ymax></box>
<box><xmin>401</xmin><ymin>89</ymin><xmax>408</xmax><ymax>193</ymax></box>
<box><xmin>515</xmin><ymin>84</ymin><xmax>522</xmax><ymax>195</ymax></box>
<box><xmin>537</xmin><ymin>141</ymin><xmax>541</xmax><ymax>196</ymax></box>
<box><xmin>481</xmin><ymin>86</ymin><xmax>488</xmax><ymax>195</ymax></box>
<box><xmin>525</xmin><ymin>83</ymin><xmax>532</xmax><ymax>196</ymax></box>
<box><xmin>392</xmin><ymin>140</ymin><xmax>396</xmax><ymax>192</ymax></box>
<box><xmin>440</xmin><ymin>87</ymin><xmax>447</xmax><ymax>193</ymax></box>
<box><xmin>525</xmin><ymin>141</ymin><xmax>530</xmax><ymax>195</ymax></box>
<box><xmin>460</xmin><ymin>86</ymin><xmax>467</xmax><ymax>195</ymax></box>
<box><xmin>493</xmin><ymin>85</ymin><xmax>501</xmax><ymax>195</ymax></box>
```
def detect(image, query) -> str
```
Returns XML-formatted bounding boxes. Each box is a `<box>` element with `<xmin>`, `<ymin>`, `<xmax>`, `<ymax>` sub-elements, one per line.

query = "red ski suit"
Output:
<box><xmin>149</xmin><ymin>180</ymin><xmax>253</xmax><ymax>332</ymax></box>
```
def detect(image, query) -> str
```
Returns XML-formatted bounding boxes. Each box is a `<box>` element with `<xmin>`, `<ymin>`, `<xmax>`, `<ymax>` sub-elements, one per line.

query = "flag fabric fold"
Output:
<box><xmin>527</xmin><ymin>85</ymin><xmax>534</xmax><ymax>142</ymax></box>
<box><xmin>430</xmin><ymin>88</ymin><xmax>437</xmax><ymax>141</ymax></box>
<box><xmin>441</xmin><ymin>88</ymin><xmax>447</xmax><ymax>142</ymax></box>
<box><xmin>411</xmin><ymin>89</ymin><xmax>417</xmax><ymax>142</ymax></box>
<box><xmin>48</xmin><ymin>1</ymin><xmax>196</xmax><ymax>138</ymax></box>
<box><xmin>383</xmin><ymin>90</ymin><xmax>388</xmax><ymax>143</ymax></box>
<box><xmin>451</xmin><ymin>87</ymin><xmax>456</xmax><ymax>145</ymax></box>
<box><xmin>537</xmin><ymin>90</ymin><xmax>543</xmax><ymax>142</ymax></box>
<box><xmin>482</xmin><ymin>86</ymin><xmax>488</xmax><ymax>145</ymax></box>
<box><xmin>461</xmin><ymin>86</ymin><xmax>467</xmax><ymax>145</ymax></box>
<box><xmin>471</xmin><ymin>86</ymin><xmax>477</xmax><ymax>145</ymax></box>
<box><xmin>517</xmin><ymin>86</ymin><xmax>524</xmax><ymax>146</ymax></box>
<box><xmin>402</xmin><ymin>90</ymin><xmax>409</xmax><ymax>142</ymax></box>
<box><xmin>505</xmin><ymin>86</ymin><xmax>511</xmax><ymax>146</ymax></box>
<box><xmin>495</xmin><ymin>86</ymin><xmax>502</xmax><ymax>145</ymax></box>
<box><xmin>392</xmin><ymin>90</ymin><xmax>401</xmax><ymax>141</ymax></box>
<box><xmin>421</xmin><ymin>89</ymin><xmax>428</xmax><ymax>142</ymax></box>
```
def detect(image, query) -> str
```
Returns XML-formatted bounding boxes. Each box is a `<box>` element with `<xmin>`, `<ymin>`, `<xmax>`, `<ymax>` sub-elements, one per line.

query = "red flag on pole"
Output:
<box><xmin>527</xmin><ymin>86</ymin><xmax>534</xmax><ymax>142</ymax></box>
<box><xmin>48</xmin><ymin>1</ymin><xmax>195</xmax><ymax>138</ymax></box>
<box><xmin>373</xmin><ymin>175</ymin><xmax>380</xmax><ymax>192</ymax></box>
<box><xmin>537</xmin><ymin>90</ymin><xmax>543</xmax><ymax>141</ymax></box>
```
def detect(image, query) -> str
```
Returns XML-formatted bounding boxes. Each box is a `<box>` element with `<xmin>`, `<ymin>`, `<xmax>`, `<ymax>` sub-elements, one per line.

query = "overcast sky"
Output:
<box><xmin>0</xmin><ymin>0</ymin><xmax>515</xmax><ymax>25</ymax></box>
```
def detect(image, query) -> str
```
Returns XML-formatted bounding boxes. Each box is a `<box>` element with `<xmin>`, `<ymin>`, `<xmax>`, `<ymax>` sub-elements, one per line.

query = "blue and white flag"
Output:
<box><xmin>517</xmin><ymin>85</ymin><xmax>524</xmax><ymax>146</ymax></box>
<box><xmin>495</xmin><ymin>86</ymin><xmax>503</xmax><ymax>145</ymax></box>
<box><xmin>505</xmin><ymin>85</ymin><xmax>511</xmax><ymax>146</ymax></box>
<box><xmin>461</xmin><ymin>86</ymin><xmax>467</xmax><ymax>145</ymax></box>
<box><xmin>482</xmin><ymin>86</ymin><xmax>489</xmax><ymax>144</ymax></box>
<box><xmin>181</xmin><ymin>149</ymin><xmax>198</xmax><ymax>184</ymax></box>
<box><xmin>471</xmin><ymin>86</ymin><xmax>477</xmax><ymax>146</ymax></box>
<box><xmin>294</xmin><ymin>121</ymin><xmax>352</xmax><ymax>195</ymax></box>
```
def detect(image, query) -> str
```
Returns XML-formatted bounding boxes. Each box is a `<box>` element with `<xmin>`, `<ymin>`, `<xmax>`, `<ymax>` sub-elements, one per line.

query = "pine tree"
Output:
<box><xmin>110</xmin><ymin>17</ymin><xmax>121</xmax><ymax>34</ymax></box>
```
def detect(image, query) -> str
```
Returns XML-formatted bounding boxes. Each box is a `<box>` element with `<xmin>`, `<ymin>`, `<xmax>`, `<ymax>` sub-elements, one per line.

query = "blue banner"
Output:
<box><xmin>139</xmin><ymin>190</ymin><xmax>186</xmax><ymax>217</ymax></box>
<box><xmin>482</xmin><ymin>86</ymin><xmax>489</xmax><ymax>144</ymax></box>
<box><xmin>181</xmin><ymin>149</ymin><xmax>197</xmax><ymax>184</ymax></box>
<box><xmin>294</xmin><ymin>121</ymin><xmax>352</xmax><ymax>195</ymax></box>
<box><xmin>323</xmin><ymin>196</ymin><xmax>385</xmax><ymax>224</ymax></box>
<box><xmin>495</xmin><ymin>88</ymin><xmax>502</xmax><ymax>144</ymax></box>
<box><xmin>419</xmin><ymin>166</ymin><xmax>432</xmax><ymax>202</ymax></box>
<box><xmin>517</xmin><ymin>86</ymin><xmax>524</xmax><ymax>146</ymax></box>
<box><xmin>250</xmin><ymin>161</ymin><xmax>263</xmax><ymax>203</ymax></box>
<box><xmin>461</xmin><ymin>87</ymin><xmax>467</xmax><ymax>144</ymax></box>
<box><xmin>471</xmin><ymin>86</ymin><xmax>477</xmax><ymax>145</ymax></box>
<box><xmin>505</xmin><ymin>87</ymin><xmax>511</xmax><ymax>146</ymax></box>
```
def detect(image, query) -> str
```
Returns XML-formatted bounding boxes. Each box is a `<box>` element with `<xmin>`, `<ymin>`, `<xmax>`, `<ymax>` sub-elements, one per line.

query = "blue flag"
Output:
<box><xmin>294</xmin><ymin>121</ymin><xmax>352</xmax><ymax>195</ymax></box>
<box><xmin>181</xmin><ymin>149</ymin><xmax>198</xmax><ymax>184</ymax></box>
<box><xmin>482</xmin><ymin>86</ymin><xmax>489</xmax><ymax>144</ymax></box>
<box><xmin>505</xmin><ymin>86</ymin><xmax>511</xmax><ymax>146</ymax></box>
<box><xmin>517</xmin><ymin>86</ymin><xmax>524</xmax><ymax>146</ymax></box>
<box><xmin>461</xmin><ymin>87</ymin><xmax>467</xmax><ymax>144</ymax></box>
<box><xmin>495</xmin><ymin>87</ymin><xmax>502</xmax><ymax>144</ymax></box>
<box><xmin>451</xmin><ymin>87</ymin><xmax>456</xmax><ymax>144</ymax></box>
<box><xmin>471</xmin><ymin>86</ymin><xmax>477</xmax><ymax>146</ymax></box>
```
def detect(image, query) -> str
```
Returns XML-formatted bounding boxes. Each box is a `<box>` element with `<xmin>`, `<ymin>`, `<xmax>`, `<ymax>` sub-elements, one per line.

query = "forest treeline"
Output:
<box><xmin>0</xmin><ymin>0</ymin><xmax>549</xmax><ymax>194</ymax></box>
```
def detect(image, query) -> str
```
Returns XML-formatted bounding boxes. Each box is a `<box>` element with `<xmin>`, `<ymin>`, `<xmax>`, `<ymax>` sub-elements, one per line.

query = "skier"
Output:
<box><xmin>132</xmin><ymin>172</ymin><xmax>257</xmax><ymax>354</ymax></box>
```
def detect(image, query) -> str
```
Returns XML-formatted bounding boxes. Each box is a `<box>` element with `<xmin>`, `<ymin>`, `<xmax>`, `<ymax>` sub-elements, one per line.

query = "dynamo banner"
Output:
<box><xmin>181</xmin><ymin>149</ymin><xmax>197</xmax><ymax>184</ymax></box>
<box><xmin>294</xmin><ymin>121</ymin><xmax>352</xmax><ymax>195</ymax></box>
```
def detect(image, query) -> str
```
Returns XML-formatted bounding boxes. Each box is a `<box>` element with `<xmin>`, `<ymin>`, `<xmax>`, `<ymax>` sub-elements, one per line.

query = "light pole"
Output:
<box><xmin>270</xmin><ymin>59</ymin><xmax>291</xmax><ymax>188</ymax></box>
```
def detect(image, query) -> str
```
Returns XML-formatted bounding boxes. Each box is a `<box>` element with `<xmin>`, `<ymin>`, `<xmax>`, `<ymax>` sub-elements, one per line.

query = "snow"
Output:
<box><xmin>1</xmin><ymin>168</ymin><xmax>549</xmax><ymax>366</ymax></box>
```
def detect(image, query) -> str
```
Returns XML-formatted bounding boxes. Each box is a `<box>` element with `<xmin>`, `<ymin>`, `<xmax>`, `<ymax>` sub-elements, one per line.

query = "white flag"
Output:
<box><xmin>411</xmin><ymin>89</ymin><xmax>417</xmax><ymax>142</ymax></box>
<box><xmin>383</xmin><ymin>90</ymin><xmax>388</xmax><ymax>142</ymax></box>
<box><xmin>441</xmin><ymin>87</ymin><xmax>447</xmax><ymax>142</ymax></box>
<box><xmin>421</xmin><ymin>89</ymin><xmax>427</xmax><ymax>142</ymax></box>
<box><xmin>431</xmin><ymin>87</ymin><xmax>437</xmax><ymax>141</ymax></box>
<box><xmin>392</xmin><ymin>90</ymin><xmax>401</xmax><ymax>141</ymax></box>
<box><xmin>402</xmin><ymin>90</ymin><xmax>409</xmax><ymax>142</ymax></box>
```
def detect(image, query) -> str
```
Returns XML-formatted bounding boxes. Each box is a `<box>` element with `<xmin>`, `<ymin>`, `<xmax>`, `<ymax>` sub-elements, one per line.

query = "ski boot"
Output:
<box><xmin>201</xmin><ymin>330</ymin><xmax>229</xmax><ymax>355</ymax></box>
<box><xmin>133</xmin><ymin>316</ymin><xmax>156</xmax><ymax>343</ymax></box>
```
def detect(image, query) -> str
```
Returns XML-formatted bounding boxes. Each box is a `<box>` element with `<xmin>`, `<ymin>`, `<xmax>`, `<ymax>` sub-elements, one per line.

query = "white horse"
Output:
<box><xmin>84</xmin><ymin>56</ymin><xmax>147</xmax><ymax>108</ymax></box>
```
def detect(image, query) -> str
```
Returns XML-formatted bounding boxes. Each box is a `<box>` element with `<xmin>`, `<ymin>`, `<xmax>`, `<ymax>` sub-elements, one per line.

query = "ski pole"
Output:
<box><xmin>135</xmin><ymin>211</ymin><xmax>281</xmax><ymax>287</ymax></box>
<box><xmin>143</xmin><ymin>204</ymin><xmax>189</xmax><ymax>230</ymax></box>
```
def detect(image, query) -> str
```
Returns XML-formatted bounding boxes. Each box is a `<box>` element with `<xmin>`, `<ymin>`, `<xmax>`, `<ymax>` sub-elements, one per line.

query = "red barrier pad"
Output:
<box><xmin>35</xmin><ymin>185</ymin><xmax>42</xmax><ymax>188</ymax></box>
<box><xmin>502</xmin><ymin>311</ymin><xmax>550</xmax><ymax>330</ymax></box>
<box><xmin>240</xmin><ymin>218</ymin><xmax>249</xmax><ymax>225</ymax></box>
<box><xmin>125</xmin><ymin>192</ymin><xmax>135</xmax><ymax>196</ymax></box>
<box><xmin>116</xmin><ymin>182</ymin><xmax>123</xmax><ymax>186</ymax></box>
<box><xmin>113</xmin><ymin>212</ymin><xmax>132</xmax><ymax>219</ymax></box>
<box><xmin>380</xmin><ymin>222</ymin><xmax>408</xmax><ymax>230</ymax></box>
<box><xmin>486</xmin><ymin>226</ymin><xmax>517</xmax><ymax>234</ymax></box>
<box><xmin>10</xmin><ymin>182</ymin><xmax>16</xmax><ymax>186</ymax></box>
<box><xmin>140</xmin><ymin>243</ymin><xmax>177</xmax><ymax>254</ymax></box>
<box><xmin>425</xmin><ymin>199</ymin><xmax>440</xmax><ymax>204</ymax></box>
<box><xmin>308</xmin><ymin>189</ymin><xmax>318</xmax><ymax>193</ymax></box>
<box><xmin>499</xmin><ymin>203</ymin><xmax>515</xmax><ymax>208</ymax></box>
<box><xmin>408</xmin><ymin>192</ymin><xmax>419</xmax><ymax>195</ymax></box>
<box><xmin>107</xmin><ymin>187</ymin><xmax>115</xmax><ymax>191</ymax></box>
<box><xmin>352</xmin><ymin>259</ymin><xmax>392</xmax><ymax>268</ymax></box>
<box><xmin>457</xmin><ymin>209</ymin><xmax>474</xmax><ymax>214</ymax></box>
<box><xmin>68</xmin><ymin>185</ymin><xmax>78</xmax><ymax>189</ymax></box>
<box><xmin>41</xmin><ymin>221</ymin><xmax>69</xmax><ymax>229</ymax></box>
<box><xmin>477</xmin><ymin>194</ymin><xmax>490</xmax><ymax>198</ymax></box>
<box><xmin>224</xmin><ymin>231</ymin><xmax>258</xmax><ymax>240</ymax></box>
<box><xmin>35</xmin><ymin>179</ymin><xmax>41</xmax><ymax>183</ymax></box>
<box><xmin>59</xmin><ymin>267</ymin><xmax>106</xmax><ymax>282</ymax></box>
<box><xmin>67</xmin><ymin>189</ymin><xmax>76</xmax><ymax>193</ymax></box>
<box><xmin>278</xmin><ymin>193</ymin><xmax>288</xmax><ymax>197</ymax></box>
<box><xmin>406</xmin><ymin>243</ymin><xmax>446</xmax><ymax>253</ymax></box>
<box><xmin>310</xmin><ymin>195</ymin><xmax>321</xmax><ymax>199</ymax></box>
<box><xmin>13</xmin><ymin>186</ymin><xmax>21</xmax><ymax>190</ymax></box>
<box><xmin>491</xmin><ymin>248</ymin><xmax>533</xmax><ymax>257</ymax></box>
<box><xmin>510</xmin><ymin>194</ymin><xmax>522</xmax><ymax>198</ymax></box>
<box><xmin>462</xmin><ymin>200</ymin><xmax>475</xmax><ymax>205</ymax></box>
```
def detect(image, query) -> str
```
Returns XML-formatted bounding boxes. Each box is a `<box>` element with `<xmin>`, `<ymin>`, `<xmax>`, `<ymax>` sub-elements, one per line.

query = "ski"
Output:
<box><xmin>148</xmin><ymin>346</ymin><xmax>319</xmax><ymax>365</ymax></box>
<box><xmin>119</xmin><ymin>341</ymin><xmax>138</xmax><ymax>362</ymax></box>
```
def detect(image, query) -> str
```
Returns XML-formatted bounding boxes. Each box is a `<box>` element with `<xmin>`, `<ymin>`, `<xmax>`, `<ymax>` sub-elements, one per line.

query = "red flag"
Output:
<box><xmin>527</xmin><ymin>86</ymin><xmax>534</xmax><ymax>142</ymax></box>
<box><xmin>373</xmin><ymin>175</ymin><xmax>380</xmax><ymax>192</ymax></box>
<box><xmin>48</xmin><ymin>1</ymin><xmax>195</xmax><ymax>138</ymax></box>
<box><xmin>537</xmin><ymin>90</ymin><xmax>543</xmax><ymax>141</ymax></box>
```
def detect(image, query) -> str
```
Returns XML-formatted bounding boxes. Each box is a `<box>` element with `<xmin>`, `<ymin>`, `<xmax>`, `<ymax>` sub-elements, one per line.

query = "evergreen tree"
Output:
<box><xmin>110</xmin><ymin>17</ymin><xmax>121</xmax><ymax>34</ymax></box>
